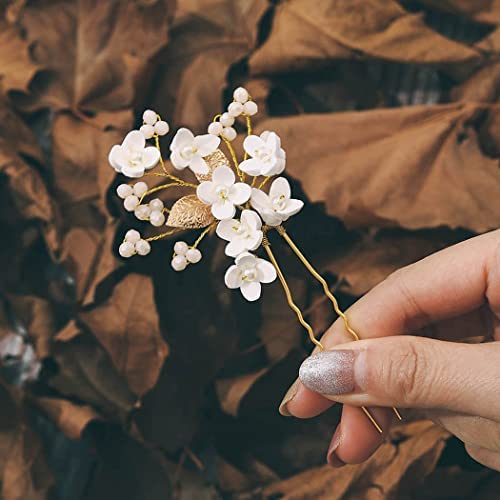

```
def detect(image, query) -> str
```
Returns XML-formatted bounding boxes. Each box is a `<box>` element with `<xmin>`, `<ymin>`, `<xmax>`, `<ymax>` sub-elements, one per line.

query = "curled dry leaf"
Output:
<box><xmin>195</xmin><ymin>149</ymin><xmax>230</xmax><ymax>182</ymax></box>
<box><xmin>418</xmin><ymin>0</ymin><xmax>500</xmax><ymax>24</ymax></box>
<box><xmin>257</xmin><ymin>103</ymin><xmax>500</xmax><ymax>232</ymax></box>
<box><xmin>167</xmin><ymin>194</ymin><xmax>215</xmax><ymax>229</ymax></box>
<box><xmin>262</xmin><ymin>421</ymin><xmax>449</xmax><ymax>499</ymax></box>
<box><xmin>78</xmin><ymin>273</ymin><xmax>169</xmax><ymax>397</ymax></box>
<box><xmin>250</xmin><ymin>0</ymin><xmax>481</xmax><ymax>76</ymax></box>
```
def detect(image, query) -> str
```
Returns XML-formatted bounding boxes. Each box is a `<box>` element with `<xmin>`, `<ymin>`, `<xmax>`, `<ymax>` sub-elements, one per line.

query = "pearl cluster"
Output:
<box><xmin>135</xmin><ymin>198</ymin><xmax>165</xmax><ymax>227</ymax></box>
<box><xmin>140</xmin><ymin>109</ymin><xmax>170</xmax><ymax>139</ymax></box>
<box><xmin>116</xmin><ymin>181</ymin><xmax>148</xmax><ymax>212</ymax></box>
<box><xmin>171</xmin><ymin>241</ymin><xmax>202</xmax><ymax>271</ymax></box>
<box><xmin>119</xmin><ymin>229</ymin><xmax>151</xmax><ymax>258</ymax></box>
<box><xmin>207</xmin><ymin>87</ymin><xmax>258</xmax><ymax>142</ymax></box>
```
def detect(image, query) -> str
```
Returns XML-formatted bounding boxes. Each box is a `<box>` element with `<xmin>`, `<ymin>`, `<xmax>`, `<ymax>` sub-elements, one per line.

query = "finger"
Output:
<box><xmin>320</xmin><ymin>229</ymin><xmax>500</xmax><ymax>350</ymax></box>
<box><xmin>279</xmin><ymin>379</ymin><xmax>334</xmax><ymax>418</ymax></box>
<box><xmin>427</xmin><ymin>410</ymin><xmax>500</xmax><ymax>452</ymax></box>
<box><xmin>299</xmin><ymin>337</ymin><xmax>500</xmax><ymax>421</ymax></box>
<box><xmin>328</xmin><ymin>406</ymin><xmax>394</xmax><ymax>466</ymax></box>
<box><xmin>465</xmin><ymin>444</ymin><xmax>500</xmax><ymax>471</ymax></box>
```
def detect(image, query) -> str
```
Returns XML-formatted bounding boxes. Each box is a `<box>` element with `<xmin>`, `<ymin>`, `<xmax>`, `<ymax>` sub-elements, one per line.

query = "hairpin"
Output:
<box><xmin>108</xmin><ymin>87</ymin><xmax>401</xmax><ymax>432</ymax></box>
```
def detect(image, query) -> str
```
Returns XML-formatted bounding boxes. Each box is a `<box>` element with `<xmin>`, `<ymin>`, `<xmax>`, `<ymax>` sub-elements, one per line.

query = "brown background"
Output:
<box><xmin>0</xmin><ymin>0</ymin><xmax>500</xmax><ymax>498</ymax></box>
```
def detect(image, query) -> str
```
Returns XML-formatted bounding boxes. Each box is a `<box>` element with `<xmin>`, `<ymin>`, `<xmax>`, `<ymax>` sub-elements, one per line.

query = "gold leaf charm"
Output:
<box><xmin>166</xmin><ymin>195</ymin><xmax>215</xmax><ymax>229</ymax></box>
<box><xmin>196</xmin><ymin>149</ymin><xmax>230</xmax><ymax>182</ymax></box>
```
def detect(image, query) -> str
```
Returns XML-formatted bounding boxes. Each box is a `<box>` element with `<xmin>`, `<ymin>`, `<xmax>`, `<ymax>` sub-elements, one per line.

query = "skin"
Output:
<box><xmin>281</xmin><ymin>229</ymin><xmax>500</xmax><ymax>471</ymax></box>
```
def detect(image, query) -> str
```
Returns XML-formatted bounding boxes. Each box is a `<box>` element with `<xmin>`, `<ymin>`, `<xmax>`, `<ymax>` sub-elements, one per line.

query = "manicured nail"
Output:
<box><xmin>327</xmin><ymin>426</ymin><xmax>345</xmax><ymax>468</ymax></box>
<box><xmin>299</xmin><ymin>350</ymin><xmax>356</xmax><ymax>395</ymax></box>
<box><xmin>279</xmin><ymin>378</ymin><xmax>300</xmax><ymax>416</ymax></box>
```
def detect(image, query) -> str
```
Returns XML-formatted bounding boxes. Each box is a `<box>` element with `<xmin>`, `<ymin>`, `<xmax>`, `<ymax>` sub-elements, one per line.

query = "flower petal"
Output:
<box><xmin>142</xmin><ymin>147</ymin><xmax>160</xmax><ymax>170</ymax></box>
<box><xmin>216</xmin><ymin>219</ymin><xmax>238</xmax><ymax>241</ymax></box>
<box><xmin>122</xmin><ymin>130</ymin><xmax>145</xmax><ymax>150</ymax></box>
<box><xmin>269</xmin><ymin>177</ymin><xmax>291</xmax><ymax>199</ymax></box>
<box><xmin>235</xmin><ymin>252</ymin><xmax>256</xmax><ymax>268</ymax></box>
<box><xmin>240</xmin><ymin>281</ymin><xmax>261</xmax><ymax>302</ymax></box>
<box><xmin>196</xmin><ymin>181</ymin><xmax>216</xmax><ymax>204</ymax></box>
<box><xmin>170</xmin><ymin>150</ymin><xmax>189</xmax><ymax>169</ymax></box>
<box><xmin>212</xmin><ymin>199</ymin><xmax>236</xmax><ymax>220</ymax></box>
<box><xmin>225</xmin><ymin>265</ymin><xmax>241</xmax><ymax>289</ymax></box>
<box><xmin>246</xmin><ymin>231</ymin><xmax>263</xmax><ymax>252</ymax></box>
<box><xmin>281</xmin><ymin>199</ymin><xmax>304</xmax><ymax>217</ymax></box>
<box><xmin>240</xmin><ymin>209</ymin><xmax>262</xmax><ymax>230</ymax></box>
<box><xmin>239</xmin><ymin>158</ymin><xmax>264</xmax><ymax>176</ymax></box>
<box><xmin>212</xmin><ymin>166</ymin><xmax>235</xmax><ymax>186</ymax></box>
<box><xmin>228</xmin><ymin>183</ymin><xmax>251</xmax><ymax>205</ymax></box>
<box><xmin>189</xmin><ymin>154</ymin><xmax>209</xmax><ymax>175</ymax></box>
<box><xmin>194</xmin><ymin>134</ymin><xmax>220</xmax><ymax>156</ymax></box>
<box><xmin>170</xmin><ymin>128</ymin><xmax>194</xmax><ymax>151</ymax></box>
<box><xmin>108</xmin><ymin>145</ymin><xmax>125</xmax><ymax>171</ymax></box>
<box><xmin>260</xmin><ymin>210</ymin><xmax>283</xmax><ymax>227</ymax></box>
<box><xmin>250</xmin><ymin>188</ymin><xmax>271</xmax><ymax>212</ymax></box>
<box><xmin>257</xmin><ymin>259</ymin><xmax>277</xmax><ymax>283</ymax></box>
<box><xmin>121</xmin><ymin>164</ymin><xmax>145</xmax><ymax>178</ymax></box>
<box><xmin>225</xmin><ymin>238</ymin><xmax>247</xmax><ymax>257</ymax></box>
<box><xmin>243</xmin><ymin>135</ymin><xmax>265</xmax><ymax>157</ymax></box>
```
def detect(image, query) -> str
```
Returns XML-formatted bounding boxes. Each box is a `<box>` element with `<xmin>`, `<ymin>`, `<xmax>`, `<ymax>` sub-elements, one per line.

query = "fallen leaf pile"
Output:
<box><xmin>0</xmin><ymin>0</ymin><xmax>499</xmax><ymax>498</ymax></box>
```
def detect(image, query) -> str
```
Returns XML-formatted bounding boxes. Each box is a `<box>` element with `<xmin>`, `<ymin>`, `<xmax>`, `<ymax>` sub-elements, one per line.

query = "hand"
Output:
<box><xmin>279</xmin><ymin>229</ymin><xmax>500</xmax><ymax>471</ymax></box>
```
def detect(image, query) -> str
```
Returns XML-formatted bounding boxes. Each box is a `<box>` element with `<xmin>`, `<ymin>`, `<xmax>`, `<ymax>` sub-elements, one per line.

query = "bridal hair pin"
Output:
<box><xmin>108</xmin><ymin>87</ymin><xmax>401</xmax><ymax>432</ymax></box>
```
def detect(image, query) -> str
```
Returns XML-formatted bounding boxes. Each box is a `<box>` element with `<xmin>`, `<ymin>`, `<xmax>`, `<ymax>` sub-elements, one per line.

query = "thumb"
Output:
<box><xmin>299</xmin><ymin>336</ymin><xmax>500</xmax><ymax>422</ymax></box>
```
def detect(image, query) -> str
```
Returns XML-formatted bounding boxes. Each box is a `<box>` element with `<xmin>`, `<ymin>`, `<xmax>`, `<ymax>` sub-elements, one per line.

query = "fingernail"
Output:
<box><xmin>279</xmin><ymin>378</ymin><xmax>300</xmax><ymax>416</ymax></box>
<box><xmin>327</xmin><ymin>426</ymin><xmax>345</xmax><ymax>468</ymax></box>
<box><xmin>299</xmin><ymin>350</ymin><xmax>356</xmax><ymax>395</ymax></box>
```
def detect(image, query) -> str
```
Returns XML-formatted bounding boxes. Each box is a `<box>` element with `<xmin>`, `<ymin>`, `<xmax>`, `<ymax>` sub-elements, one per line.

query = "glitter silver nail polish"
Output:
<box><xmin>299</xmin><ymin>350</ymin><xmax>355</xmax><ymax>395</ymax></box>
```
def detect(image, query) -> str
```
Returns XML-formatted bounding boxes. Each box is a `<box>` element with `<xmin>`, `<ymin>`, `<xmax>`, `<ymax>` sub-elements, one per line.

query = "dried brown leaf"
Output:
<box><xmin>195</xmin><ymin>149</ymin><xmax>230</xmax><ymax>182</ymax></box>
<box><xmin>250</xmin><ymin>0</ymin><xmax>481</xmax><ymax>76</ymax></box>
<box><xmin>14</xmin><ymin>0</ymin><xmax>174</xmax><ymax>117</ymax></box>
<box><xmin>78</xmin><ymin>273</ymin><xmax>169</xmax><ymax>397</ymax></box>
<box><xmin>167</xmin><ymin>194</ymin><xmax>215</xmax><ymax>229</ymax></box>
<box><xmin>35</xmin><ymin>397</ymin><xmax>101</xmax><ymax>440</ymax></box>
<box><xmin>257</xmin><ymin>103</ymin><xmax>500</xmax><ymax>232</ymax></box>
<box><xmin>262</xmin><ymin>421</ymin><xmax>449</xmax><ymax>499</ymax></box>
<box><xmin>418</xmin><ymin>0</ymin><xmax>500</xmax><ymax>24</ymax></box>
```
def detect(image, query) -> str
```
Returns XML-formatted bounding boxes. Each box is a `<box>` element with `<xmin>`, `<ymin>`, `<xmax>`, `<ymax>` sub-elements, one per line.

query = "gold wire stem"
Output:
<box><xmin>262</xmin><ymin>234</ymin><xmax>324</xmax><ymax>350</ymax></box>
<box><xmin>192</xmin><ymin>223</ymin><xmax>216</xmax><ymax>249</ymax></box>
<box><xmin>222</xmin><ymin>137</ymin><xmax>245</xmax><ymax>182</ymax></box>
<box><xmin>361</xmin><ymin>407</ymin><xmax>383</xmax><ymax>433</ymax></box>
<box><xmin>154</xmin><ymin>135</ymin><xmax>169</xmax><ymax>175</ymax></box>
<box><xmin>276</xmin><ymin>226</ymin><xmax>402</xmax><ymax>424</ymax></box>
<box><xmin>258</xmin><ymin>176</ymin><xmax>271</xmax><ymax>190</ymax></box>
<box><xmin>145</xmin><ymin>228</ymin><xmax>182</xmax><ymax>242</ymax></box>
<box><xmin>243</xmin><ymin>114</ymin><xmax>252</xmax><ymax>161</ymax></box>
<box><xmin>139</xmin><ymin>182</ymin><xmax>196</xmax><ymax>204</ymax></box>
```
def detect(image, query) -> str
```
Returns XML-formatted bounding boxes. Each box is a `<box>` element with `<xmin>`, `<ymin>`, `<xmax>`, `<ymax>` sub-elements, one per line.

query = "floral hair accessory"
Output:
<box><xmin>108</xmin><ymin>87</ymin><xmax>401</xmax><ymax>431</ymax></box>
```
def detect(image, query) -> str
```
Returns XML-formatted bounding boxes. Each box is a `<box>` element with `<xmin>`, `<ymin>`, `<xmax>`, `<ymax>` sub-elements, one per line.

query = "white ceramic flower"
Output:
<box><xmin>216</xmin><ymin>209</ymin><xmax>263</xmax><ymax>257</ymax></box>
<box><xmin>250</xmin><ymin>177</ymin><xmax>303</xmax><ymax>227</ymax></box>
<box><xmin>109</xmin><ymin>131</ymin><xmax>160</xmax><ymax>178</ymax></box>
<box><xmin>239</xmin><ymin>131</ymin><xmax>286</xmax><ymax>177</ymax></box>
<box><xmin>197</xmin><ymin>166</ymin><xmax>251</xmax><ymax>220</ymax></box>
<box><xmin>224</xmin><ymin>252</ymin><xmax>277</xmax><ymax>301</ymax></box>
<box><xmin>169</xmin><ymin>127</ymin><xmax>220</xmax><ymax>175</ymax></box>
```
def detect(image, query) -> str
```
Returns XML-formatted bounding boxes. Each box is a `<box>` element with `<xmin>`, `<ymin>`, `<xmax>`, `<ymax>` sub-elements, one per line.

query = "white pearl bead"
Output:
<box><xmin>220</xmin><ymin>112</ymin><xmax>234</xmax><ymax>127</ymax></box>
<box><xmin>233</xmin><ymin>87</ymin><xmax>249</xmax><ymax>103</ymax></box>
<box><xmin>228</xmin><ymin>101</ymin><xmax>244</xmax><ymax>117</ymax></box>
<box><xmin>119</xmin><ymin>241</ymin><xmax>135</xmax><ymax>258</ymax></box>
<box><xmin>186</xmin><ymin>248</ymin><xmax>202</xmax><ymax>264</ymax></box>
<box><xmin>149</xmin><ymin>210</ymin><xmax>165</xmax><ymax>227</ymax></box>
<box><xmin>207</xmin><ymin>122</ymin><xmax>223</xmax><ymax>136</ymax></box>
<box><xmin>125</xmin><ymin>229</ymin><xmax>141</xmax><ymax>243</ymax></box>
<box><xmin>116</xmin><ymin>184</ymin><xmax>133</xmax><ymax>199</ymax></box>
<box><xmin>243</xmin><ymin>101</ymin><xmax>258</xmax><ymax>116</ymax></box>
<box><xmin>134</xmin><ymin>204</ymin><xmax>151</xmax><ymax>220</ymax></box>
<box><xmin>149</xmin><ymin>198</ymin><xmax>164</xmax><ymax>211</ymax></box>
<box><xmin>135</xmin><ymin>239</ymin><xmax>151</xmax><ymax>256</ymax></box>
<box><xmin>133</xmin><ymin>181</ymin><xmax>148</xmax><ymax>197</ymax></box>
<box><xmin>140</xmin><ymin>124</ymin><xmax>155</xmax><ymax>139</ymax></box>
<box><xmin>222</xmin><ymin>127</ymin><xmax>237</xmax><ymax>141</ymax></box>
<box><xmin>174</xmin><ymin>241</ymin><xmax>189</xmax><ymax>255</ymax></box>
<box><xmin>171</xmin><ymin>255</ymin><xmax>187</xmax><ymax>271</ymax></box>
<box><xmin>124</xmin><ymin>195</ymin><xmax>140</xmax><ymax>212</ymax></box>
<box><xmin>143</xmin><ymin>109</ymin><xmax>157</xmax><ymax>125</ymax></box>
<box><xmin>154</xmin><ymin>121</ymin><xmax>170</xmax><ymax>136</ymax></box>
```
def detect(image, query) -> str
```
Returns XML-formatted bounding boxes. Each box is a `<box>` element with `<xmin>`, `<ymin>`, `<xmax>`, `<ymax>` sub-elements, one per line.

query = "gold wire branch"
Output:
<box><xmin>262</xmin><ymin>232</ymin><xmax>324</xmax><ymax>350</ymax></box>
<box><xmin>192</xmin><ymin>222</ymin><xmax>216</xmax><ymax>249</ymax></box>
<box><xmin>258</xmin><ymin>176</ymin><xmax>271</xmax><ymax>190</ymax></box>
<box><xmin>139</xmin><ymin>182</ymin><xmax>197</xmax><ymax>205</ymax></box>
<box><xmin>275</xmin><ymin>226</ymin><xmax>402</xmax><ymax>424</ymax></box>
<box><xmin>145</xmin><ymin>228</ymin><xmax>183</xmax><ymax>242</ymax></box>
